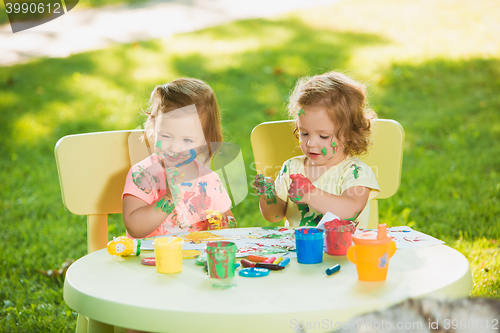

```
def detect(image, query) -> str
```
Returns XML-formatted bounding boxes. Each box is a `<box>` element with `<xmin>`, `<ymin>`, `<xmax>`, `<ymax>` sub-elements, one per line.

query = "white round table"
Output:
<box><xmin>64</xmin><ymin>232</ymin><xmax>472</xmax><ymax>333</ymax></box>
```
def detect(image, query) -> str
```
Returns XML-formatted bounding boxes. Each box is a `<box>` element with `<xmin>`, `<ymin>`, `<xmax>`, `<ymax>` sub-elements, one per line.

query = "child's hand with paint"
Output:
<box><xmin>131</xmin><ymin>165</ymin><xmax>158</xmax><ymax>195</ymax></box>
<box><xmin>166</xmin><ymin>166</ymin><xmax>184</xmax><ymax>200</ymax></box>
<box><xmin>289</xmin><ymin>174</ymin><xmax>316</xmax><ymax>203</ymax></box>
<box><xmin>154</xmin><ymin>167</ymin><xmax>182</xmax><ymax>215</ymax></box>
<box><xmin>253</xmin><ymin>174</ymin><xmax>277</xmax><ymax>205</ymax></box>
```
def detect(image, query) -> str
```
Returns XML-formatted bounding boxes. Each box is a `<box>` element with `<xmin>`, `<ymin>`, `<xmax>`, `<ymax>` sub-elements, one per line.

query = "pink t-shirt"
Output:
<box><xmin>122</xmin><ymin>154</ymin><xmax>232</xmax><ymax>237</ymax></box>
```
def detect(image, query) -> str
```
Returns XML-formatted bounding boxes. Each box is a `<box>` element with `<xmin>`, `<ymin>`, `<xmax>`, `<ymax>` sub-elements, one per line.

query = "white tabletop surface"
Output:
<box><xmin>64</xmin><ymin>229</ymin><xmax>472</xmax><ymax>333</ymax></box>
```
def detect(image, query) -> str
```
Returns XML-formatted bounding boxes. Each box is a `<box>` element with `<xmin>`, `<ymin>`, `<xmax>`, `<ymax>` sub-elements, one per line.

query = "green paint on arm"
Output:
<box><xmin>344</xmin><ymin>211</ymin><xmax>360</xmax><ymax>221</ymax></box>
<box><xmin>155</xmin><ymin>197</ymin><xmax>175</xmax><ymax>214</ymax></box>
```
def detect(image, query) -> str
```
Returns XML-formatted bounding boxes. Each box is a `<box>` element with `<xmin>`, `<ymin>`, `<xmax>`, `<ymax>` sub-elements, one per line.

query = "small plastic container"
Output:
<box><xmin>206</xmin><ymin>241</ymin><xmax>237</xmax><ymax>279</ymax></box>
<box><xmin>295</xmin><ymin>228</ymin><xmax>324</xmax><ymax>264</ymax></box>
<box><xmin>324</xmin><ymin>219</ymin><xmax>356</xmax><ymax>256</ymax></box>
<box><xmin>154</xmin><ymin>237</ymin><xmax>184</xmax><ymax>274</ymax></box>
<box><xmin>347</xmin><ymin>224</ymin><xmax>397</xmax><ymax>281</ymax></box>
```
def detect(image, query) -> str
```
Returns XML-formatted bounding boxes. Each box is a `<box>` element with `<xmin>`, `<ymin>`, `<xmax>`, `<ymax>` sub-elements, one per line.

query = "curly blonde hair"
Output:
<box><xmin>142</xmin><ymin>78</ymin><xmax>223</xmax><ymax>162</ymax></box>
<box><xmin>287</xmin><ymin>71</ymin><xmax>376</xmax><ymax>156</ymax></box>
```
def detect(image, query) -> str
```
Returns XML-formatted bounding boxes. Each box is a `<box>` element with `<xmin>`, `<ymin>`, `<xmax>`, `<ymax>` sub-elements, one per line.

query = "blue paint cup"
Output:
<box><xmin>295</xmin><ymin>228</ymin><xmax>324</xmax><ymax>264</ymax></box>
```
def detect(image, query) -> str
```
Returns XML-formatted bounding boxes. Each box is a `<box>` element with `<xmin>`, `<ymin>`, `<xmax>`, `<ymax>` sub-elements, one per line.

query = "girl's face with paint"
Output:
<box><xmin>154</xmin><ymin>109</ymin><xmax>207</xmax><ymax>168</ymax></box>
<box><xmin>297</xmin><ymin>106</ymin><xmax>346</xmax><ymax>168</ymax></box>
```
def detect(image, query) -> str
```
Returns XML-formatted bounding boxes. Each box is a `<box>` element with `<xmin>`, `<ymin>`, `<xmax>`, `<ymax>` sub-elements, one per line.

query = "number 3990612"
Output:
<box><xmin>5</xmin><ymin>2</ymin><xmax>62</xmax><ymax>14</ymax></box>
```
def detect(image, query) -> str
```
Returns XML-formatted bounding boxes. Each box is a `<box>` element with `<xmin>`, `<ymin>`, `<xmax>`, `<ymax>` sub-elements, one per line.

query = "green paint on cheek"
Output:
<box><xmin>321</xmin><ymin>147</ymin><xmax>327</xmax><ymax>156</ymax></box>
<box><xmin>297</xmin><ymin>109</ymin><xmax>305</xmax><ymax>116</ymax></box>
<box><xmin>155</xmin><ymin>140</ymin><xmax>162</xmax><ymax>150</ymax></box>
<box><xmin>331</xmin><ymin>141</ymin><xmax>336</xmax><ymax>154</ymax></box>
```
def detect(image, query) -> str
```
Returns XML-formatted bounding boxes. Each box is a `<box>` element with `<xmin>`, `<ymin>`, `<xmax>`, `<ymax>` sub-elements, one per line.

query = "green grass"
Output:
<box><xmin>1</xmin><ymin>0</ymin><xmax>499</xmax><ymax>331</ymax></box>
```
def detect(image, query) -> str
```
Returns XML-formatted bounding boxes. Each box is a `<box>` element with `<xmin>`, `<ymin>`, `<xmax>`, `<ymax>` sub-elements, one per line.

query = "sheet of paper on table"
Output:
<box><xmin>140</xmin><ymin>227</ymin><xmax>296</xmax><ymax>257</ymax></box>
<box><xmin>140</xmin><ymin>225</ymin><xmax>444</xmax><ymax>257</ymax></box>
<box><xmin>355</xmin><ymin>226</ymin><xmax>445</xmax><ymax>249</ymax></box>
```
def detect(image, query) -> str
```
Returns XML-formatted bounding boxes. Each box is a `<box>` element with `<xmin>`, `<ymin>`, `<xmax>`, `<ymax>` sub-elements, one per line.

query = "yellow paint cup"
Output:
<box><xmin>153</xmin><ymin>237</ymin><xmax>184</xmax><ymax>274</ymax></box>
<box><xmin>347</xmin><ymin>224</ymin><xmax>396</xmax><ymax>281</ymax></box>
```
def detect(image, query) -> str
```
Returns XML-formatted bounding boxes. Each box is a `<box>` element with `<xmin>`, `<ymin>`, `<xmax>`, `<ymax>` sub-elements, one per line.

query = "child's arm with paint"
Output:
<box><xmin>253</xmin><ymin>174</ymin><xmax>287</xmax><ymax>222</ymax></box>
<box><xmin>123</xmin><ymin>167</ymin><xmax>181</xmax><ymax>238</ymax></box>
<box><xmin>289</xmin><ymin>174</ymin><xmax>370</xmax><ymax>220</ymax></box>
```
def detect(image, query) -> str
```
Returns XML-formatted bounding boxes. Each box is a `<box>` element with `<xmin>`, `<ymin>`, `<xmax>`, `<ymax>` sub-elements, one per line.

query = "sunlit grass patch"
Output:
<box><xmin>451</xmin><ymin>237</ymin><xmax>500</xmax><ymax>298</ymax></box>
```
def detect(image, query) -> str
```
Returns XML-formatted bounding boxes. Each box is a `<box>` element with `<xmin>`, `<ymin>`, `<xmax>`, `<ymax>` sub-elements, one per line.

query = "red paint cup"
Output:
<box><xmin>324</xmin><ymin>219</ymin><xmax>356</xmax><ymax>256</ymax></box>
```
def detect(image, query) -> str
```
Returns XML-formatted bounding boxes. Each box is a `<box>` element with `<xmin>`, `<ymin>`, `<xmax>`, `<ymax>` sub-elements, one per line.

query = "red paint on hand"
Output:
<box><xmin>289</xmin><ymin>174</ymin><xmax>315</xmax><ymax>203</ymax></box>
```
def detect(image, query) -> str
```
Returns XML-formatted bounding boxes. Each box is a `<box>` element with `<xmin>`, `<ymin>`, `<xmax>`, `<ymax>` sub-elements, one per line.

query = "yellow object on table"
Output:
<box><xmin>154</xmin><ymin>237</ymin><xmax>183</xmax><ymax>274</ymax></box>
<box><xmin>107</xmin><ymin>236</ymin><xmax>141</xmax><ymax>257</ymax></box>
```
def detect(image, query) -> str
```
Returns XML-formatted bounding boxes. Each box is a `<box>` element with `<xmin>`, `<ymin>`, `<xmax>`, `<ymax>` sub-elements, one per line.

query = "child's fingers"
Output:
<box><xmin>252</xmin><ymin>175</ymin><xmax>267</xmax><ymax>194</ymax></box>
<box><xmin>288</xmin><ymin>182</ymin><xmax>305</xmax><ymax>203</ymax></box>
<box><xmin>264</xmin><ymin>177</ymin><xmax>275</xmax><ymax>188</ymax></box>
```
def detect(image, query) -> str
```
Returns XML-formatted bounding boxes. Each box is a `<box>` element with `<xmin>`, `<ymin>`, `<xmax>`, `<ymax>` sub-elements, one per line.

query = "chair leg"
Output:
<box><xmin>87</xmin><ymin>214</ymin><xmax>109</xmax><ymax>253</ymax></box>
<box><xmin>75</xmin><ymin>314</ymin><xmax>88</xmax><ymax>333</ymax></box>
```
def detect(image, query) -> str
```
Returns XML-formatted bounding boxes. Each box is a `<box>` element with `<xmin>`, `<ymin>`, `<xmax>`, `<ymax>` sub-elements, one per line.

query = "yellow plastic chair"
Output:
<box><xmin>250</xmin><ymin>119</ymin><xmax>405</xmax><ymax>228</ymax></box>
<box><xmin>55</xmin><ymin>129</ymin><xmax>150</xmax><ymax>333</ymax></box>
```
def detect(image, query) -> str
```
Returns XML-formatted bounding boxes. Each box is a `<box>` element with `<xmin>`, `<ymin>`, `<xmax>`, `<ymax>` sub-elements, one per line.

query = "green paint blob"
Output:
<box><xmin>297</xmin><ymin>204</ymin><xmax>322</xmax><ymax>226</ymax></box>
<box><xmin>321</xmin><ymin>147</ymin><xmax>327</xmax><ymax>156</ymax></box>
<box><xmin>351</xmin><ymin>164</ymin><xmax>361</xmax><ymax>180</ymax></box>
<box><xmin>132</xmin><ymin>165</ymin><xmax>159</xmax><ymax>194</ymax></box>
<box><xmin>156</xmin><ymin>197</ymin><xmax>175</xmax><ymax>214</ymax></box>
<box><xmin>155</xmin><ymin>140</ymin><xmax>162</xmax><ymax>150</ymax></box>
<box><xmin>297</xmin><ymin>109</ymin><xmax>305</xmax><ymax>116</ymax></box>
<box><xmin>228</xmin><ymin>216</ymin><xmax>237</xmax><ymax>228</ymax></box>
<box><xmin>331</xmin><ymin>141</ymin><xmax>336</xmax><ymax>154</ymax></box>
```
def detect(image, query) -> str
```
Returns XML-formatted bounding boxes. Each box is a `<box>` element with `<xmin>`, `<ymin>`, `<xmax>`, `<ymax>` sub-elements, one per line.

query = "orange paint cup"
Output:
<box><xmin>347</xmin><ymin>224</ymin><xmax>396</xmax><ymax>281</ymax></box>
<box><xmin>154</xmin><ymin>237</ymin><xmax>184</xmax><ymax>274</ymax></box>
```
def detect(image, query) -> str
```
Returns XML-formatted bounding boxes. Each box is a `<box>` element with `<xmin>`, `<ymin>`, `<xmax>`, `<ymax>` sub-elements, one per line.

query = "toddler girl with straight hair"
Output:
<box><xmin>253</xmin><ymin>71</ymin><xmax>380</xmax><ymax>228</ymax></box>
<box><xmin>122</xmin><ymin>78</ymin><xmax>235</xmax><ymax>239</ymax></box>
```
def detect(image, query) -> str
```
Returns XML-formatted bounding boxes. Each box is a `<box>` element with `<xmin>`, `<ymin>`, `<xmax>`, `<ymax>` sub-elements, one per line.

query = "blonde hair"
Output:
<box><xmin>142</xmin><ymin>78</ymin><xmax>223</xmax><ymax>162</ymax></box>
<box><xmin>287</xmin><ymin>71</ymin><xmax>376</xmax><ymax>156</ymax></box>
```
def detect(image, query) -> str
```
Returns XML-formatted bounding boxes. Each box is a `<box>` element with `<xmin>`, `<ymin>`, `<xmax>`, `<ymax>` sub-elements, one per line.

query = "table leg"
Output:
<box><xmin>87</xmin><ymin>318</ymin><xmax>114</xmax><ymax>333</ymax></box>
<box><xmin>75</xmin><ymin>314</ymin><xmax>87</xmax><ymax>333</ymax></box>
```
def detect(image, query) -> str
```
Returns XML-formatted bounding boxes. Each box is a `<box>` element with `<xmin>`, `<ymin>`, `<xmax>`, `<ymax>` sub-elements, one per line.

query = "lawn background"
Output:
<box><xmin>1</xmin><ymin>0</ymin><xmax>499</xmax><ymax>331</ymax></box>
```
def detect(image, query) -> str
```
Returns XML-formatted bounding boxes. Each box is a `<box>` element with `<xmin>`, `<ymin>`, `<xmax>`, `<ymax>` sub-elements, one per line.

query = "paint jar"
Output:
<box><xmin>153</xmin><ymin>237</ymin><xmax>184</xmax><ymax>274</ymax></box>
<box><xmin>295</xmin><ymin>228</ymin><xmax>324</xmax><ymax>264</ymax></box>
<box><xmin>324</xmin><ymin>219</ymin><xmax>356</xmax><ymax>256</ymax></box>
<box><xmin>206</xmin><ymin>241</ymin><xmax>237</xmax><ymax>279</ymax></box>
<box><xmin>347</xmin><ymin>224</ymin><xmax>396</xmax><ymax>281</ymax></box>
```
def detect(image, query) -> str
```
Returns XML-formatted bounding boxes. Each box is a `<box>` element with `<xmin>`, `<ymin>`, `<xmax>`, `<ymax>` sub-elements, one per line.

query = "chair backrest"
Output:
<box><xmin>55</xmin><ymin>130</ymin><xmax>150</xmax><ymax>253</ymax></box>
<box><xmin>250</xmin><ymin>119</ymin><xmax>405</xmax><ymax>228</ymax></box>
